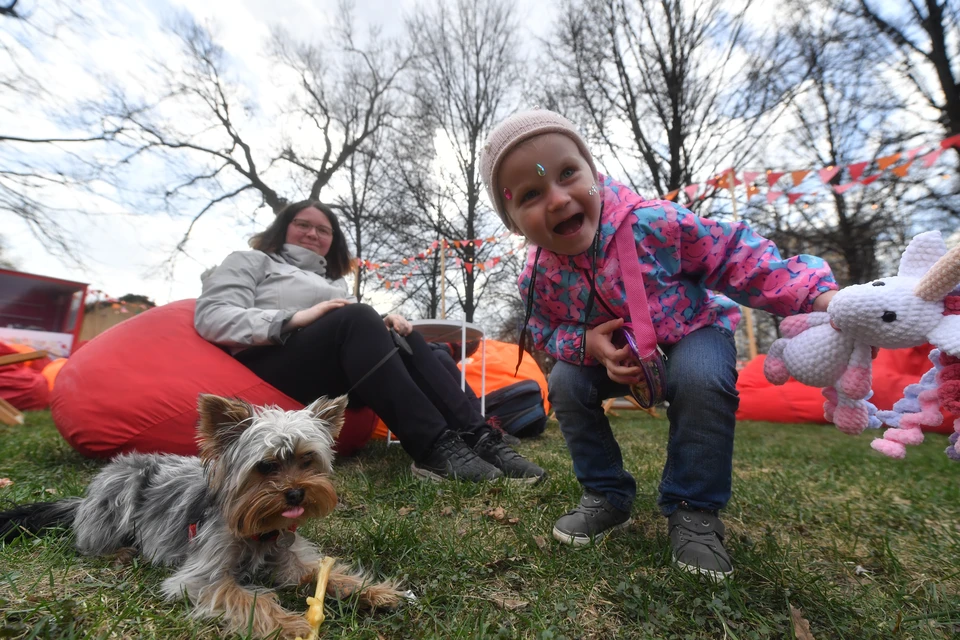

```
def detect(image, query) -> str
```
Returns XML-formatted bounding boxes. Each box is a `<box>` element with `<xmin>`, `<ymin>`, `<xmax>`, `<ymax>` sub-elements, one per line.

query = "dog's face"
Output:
<box><xmin>196</xmin><ymin>394</ymin><xmax>346</xmax><ymax>538</ymax></box>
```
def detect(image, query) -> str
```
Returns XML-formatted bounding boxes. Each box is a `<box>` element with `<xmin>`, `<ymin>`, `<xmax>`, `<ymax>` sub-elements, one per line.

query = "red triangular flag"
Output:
<box><xmin>474</xmin><ymin>240</ymin><xmax>483</xmax><ymax>249</ymax></box>
<box><xmin>787</xmin><ymin>193</ymin><xmax>803</xmax><ymax>205</ymax></box>
<box><xmin>940</xmin><ymin>134</ymin><xmax>960</xmax><ymax>149</ymax></box>
<box><xmin>464</xmin><ymin>262</ymin><xmax>473</xmax><ymax>274</ymax></box>
<box><xmin>847</xmin><ymin>161</ymin><xmax>869</xmax><ymax>181</ymax></box>
<box><xmin>876</xmin><ymin>153</ymin><xmax>901</xmax><ymax>171</ymax></box>
<box><xmin>791</xmin><ymin>170</ymin><xmax>810</xmax><ymax>187</ymax></box>
<box><xmin>684</xmin><ymin>184</ymin><xmax>699</xmax><ymax>202</ymax></box>
<box><xmin>833</xmin><ymin>183</ymin><xmax>857</xmax><ymax>194</ymax></box>
<box><xmin>860</xmin><ymin>174</ymin><xmax>880</xmax><ymax>186</ymax></box>
<box><xmin>922</xmin><ymin>149</ymin><xmax>944</xmax><ymax>167</ymax></box>
<box><xmin>818</xmin><ymin>166</ymin><xmax>840</xmax><ymax>184</ymax></box>
<box><xmin>766</xmin><ymin>171</ymin><xmax>785</xmax><ymax>186</ymax></box>
<box><xmin>766</xmin><ymin>190</ymin><xmax>783</xmax><ymax>204</ymax></box>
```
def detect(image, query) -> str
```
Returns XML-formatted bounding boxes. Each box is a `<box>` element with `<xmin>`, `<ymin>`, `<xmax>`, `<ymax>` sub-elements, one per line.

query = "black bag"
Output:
<box><xmin>484</xmin><ymin>380</ymin><xmax>547</xmax><ymax>438</ymax></box>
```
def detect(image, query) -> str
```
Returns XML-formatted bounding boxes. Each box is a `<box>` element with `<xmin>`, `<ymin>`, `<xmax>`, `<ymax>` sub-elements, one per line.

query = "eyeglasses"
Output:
<box><xmin>290</xmin><ymin>219</ymin><xmax>334</xmax><ymax>238</ymax></box>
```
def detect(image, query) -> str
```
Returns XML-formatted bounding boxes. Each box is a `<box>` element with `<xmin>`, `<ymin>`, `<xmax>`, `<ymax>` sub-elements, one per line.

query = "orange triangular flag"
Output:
<box><xmin>663</xmin><ymin>189</ymin><xmax>679</xmax><ymax>201</ymax></box>
<box><xmin>791</xmin><ymin>170</ymin><xmax>810</xmax><ymax>187</ymax></box>
<box><xmin>891</xmin><ymin>160</ymin><xmax>914</xmax><ymax>178</ymax></box>
<box><xmin>876</xmin><ymin>153</ymin><xmax>901</xmax><ymax>171</ymax></box>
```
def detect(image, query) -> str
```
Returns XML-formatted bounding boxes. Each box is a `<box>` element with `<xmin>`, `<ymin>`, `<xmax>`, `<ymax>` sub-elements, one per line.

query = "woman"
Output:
<box><xmin>195</xmin><ymin>200</ymin><xmax>544</xmax><ymax>483</ymax></box>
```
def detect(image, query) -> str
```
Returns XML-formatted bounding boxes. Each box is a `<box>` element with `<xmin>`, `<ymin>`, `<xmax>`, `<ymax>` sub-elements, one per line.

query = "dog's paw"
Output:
<box><xmin>277</xmin><ymin>613</ymin><xmax>312</xmax><ymax>639</ymax></box>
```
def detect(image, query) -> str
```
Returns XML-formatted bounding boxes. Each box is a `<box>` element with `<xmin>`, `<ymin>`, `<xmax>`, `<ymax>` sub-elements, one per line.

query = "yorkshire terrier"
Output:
<box><xmin>0</xmin><ymin>394</ymin><xmax>408</xmax><ymax>638</ymax></box>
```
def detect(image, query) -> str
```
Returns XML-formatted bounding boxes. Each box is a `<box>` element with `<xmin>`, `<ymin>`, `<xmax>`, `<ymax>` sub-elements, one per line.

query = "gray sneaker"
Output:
<box><xmin>411</xmin><ymin>431</ymin><xmax>503</xmax><ymax>482</ymax></box>
<box><xmin>552</xmin><ymin>492</ymin><xmax>632</xmax><ymax>547</ymax></box>
<box><xmin>668</xmin><ymin>509</ymin><xmax>734</xmax><ymax>581</ymax></box>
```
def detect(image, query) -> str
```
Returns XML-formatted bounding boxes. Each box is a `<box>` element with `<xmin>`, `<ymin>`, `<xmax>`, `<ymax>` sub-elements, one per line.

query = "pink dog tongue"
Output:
<box><xmin>282</xmin><ymin>506</ymin><xmax>304</xmax><ymax>519</ymax></box>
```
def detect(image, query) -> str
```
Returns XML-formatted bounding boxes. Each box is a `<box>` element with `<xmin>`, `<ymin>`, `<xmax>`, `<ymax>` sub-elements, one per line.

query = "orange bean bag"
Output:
<box><xmin>51</xmin><ymin>299</ymin><xmax>378</xmax><ymax>458</ymax></box>
<box><xmin>736</xmin><ymin>345</ymin><xmax>954</xmax><ymax>433</ymax></box>
<box><xmin>372</xmin><ymin>338</ymin><xmax>549</xmax><ymax>440</ymax></box>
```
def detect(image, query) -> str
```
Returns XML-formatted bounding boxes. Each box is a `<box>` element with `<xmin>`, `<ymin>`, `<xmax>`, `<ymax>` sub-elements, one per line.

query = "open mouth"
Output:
<box><xmin>553</xmin><ymin>213</ymin><xmax>584</xmax><ymax>236</ymax></box>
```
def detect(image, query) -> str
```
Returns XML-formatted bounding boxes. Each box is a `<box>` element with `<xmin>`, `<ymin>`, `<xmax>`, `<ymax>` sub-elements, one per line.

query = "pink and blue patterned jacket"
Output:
<box><xmin>518</xmin><ymin>174</ymin><xmax>838</xmax><ymax>366</ymax></box>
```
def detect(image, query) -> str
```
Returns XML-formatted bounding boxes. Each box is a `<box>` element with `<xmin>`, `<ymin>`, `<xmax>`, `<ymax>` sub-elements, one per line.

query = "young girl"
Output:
<box><xmin>480</xmin><ymin>109</ymin><xmax>838</xmax><ymax>580</ymax></box>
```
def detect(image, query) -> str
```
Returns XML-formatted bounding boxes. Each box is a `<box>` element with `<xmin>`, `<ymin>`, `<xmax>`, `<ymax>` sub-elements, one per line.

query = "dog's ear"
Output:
<box><xmin>196</xmin><ymin>394</ymin><xmax>254</xmax><ymax>460</ymax></box>
<box><xmin>304</xmin><ymin>395</ymin><xmax>348</xmax><ymax>439</ymax></box>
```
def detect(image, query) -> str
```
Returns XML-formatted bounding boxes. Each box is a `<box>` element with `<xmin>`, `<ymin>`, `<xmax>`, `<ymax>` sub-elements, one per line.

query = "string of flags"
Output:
<box><xmin>658</xmin><ymin>134</ymin><xmax>960</xmax><ymax>205</ymax></box>
<box><xmin>85</xmin><ymin>289</ymin><xmax>154</xmax><ymax>315</ymax></box>
<box><xmin>360</xmin><ymin>231</ymin><xmax>518</xmax><ymax>290</ymax></box>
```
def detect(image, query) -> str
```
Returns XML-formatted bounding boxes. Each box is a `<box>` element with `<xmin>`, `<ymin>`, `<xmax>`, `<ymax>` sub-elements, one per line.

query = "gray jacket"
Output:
<box><xmin>194</xmin><ymin>244</ymin><xmax>355</xmax><ymax>351</ymax></box>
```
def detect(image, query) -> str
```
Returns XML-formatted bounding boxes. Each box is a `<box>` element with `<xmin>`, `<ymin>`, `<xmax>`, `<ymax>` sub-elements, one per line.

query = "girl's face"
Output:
<box><xmin>498</xmin><ymin>133</ymin><xmax>601</xmax><ymax>256</ymax></box>
<box><xmin>285</xmin><ymin>206</ymin><xmax>334</xmax><ymax>256</ymax></box>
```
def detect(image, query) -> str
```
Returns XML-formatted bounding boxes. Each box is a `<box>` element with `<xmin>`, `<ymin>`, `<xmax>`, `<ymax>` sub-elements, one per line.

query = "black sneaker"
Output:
<box><xmin>411</xmin><ymin>431</ymin><xmax>503</xmax><ymax>482</ymax></box>
<box><xmin>485</xmin><ymin>415</ymin><xmax>521</xmax><ymax>446</ymax></box>
<box><xmin>552</xmin><ymin>492</ymin><xmax>632</xmax><ymax>546</ymax></box>
<box><xmin>472</xmin><ymin>430</ymin><xmax>546</xmax><ymax>485</ymax></box>
<box><xmin>668</xmin><ymin>509</ymin><xmax>734</xmax><ymax>581</ymax></box>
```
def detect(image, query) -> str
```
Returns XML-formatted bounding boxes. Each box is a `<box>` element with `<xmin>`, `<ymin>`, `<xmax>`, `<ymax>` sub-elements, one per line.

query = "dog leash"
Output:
<box><xmin>345</xmin><ymin>328</ymin><xmax>412</xmax><ymax>395</ymax></box>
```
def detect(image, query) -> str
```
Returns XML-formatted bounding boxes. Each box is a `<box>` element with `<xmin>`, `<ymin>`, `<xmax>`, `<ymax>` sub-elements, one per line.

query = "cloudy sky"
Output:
<box><xmin>2</xmin><ymin>0</ymin><xmax>553</xmax><ymax>305</ymax></box>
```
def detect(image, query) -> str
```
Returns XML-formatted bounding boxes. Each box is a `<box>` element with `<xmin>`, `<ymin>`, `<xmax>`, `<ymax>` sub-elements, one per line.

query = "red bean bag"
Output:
<box><xmin>0</xmin><ymin>342</ymin><xmax>50</xmax><ymax>411</ymax></box>
<box><xmin>51</xmin><ymin>299</ymin><xmax>377</xmax><ymax>458</ymax></box>
<box><xmin>736</xmin><ymin>345</ymin><xmax>955</xmax><ymax>434</ymax></box>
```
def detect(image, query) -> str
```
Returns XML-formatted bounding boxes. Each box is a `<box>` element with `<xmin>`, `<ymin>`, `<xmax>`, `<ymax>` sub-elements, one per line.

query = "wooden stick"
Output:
<box><xmin>0</xmin><ymin>397</ymin><xmax>23</xmax><ymax>426</ymax></box>
<box><xmin>0</xmin><ymin>351</ymin><xmax>47</xmax><ymax>367</ymax></box>
<box><xmin>727</xmin><ymin>168</ymin><xmax>758</xmax><ymax>360</ymax></box>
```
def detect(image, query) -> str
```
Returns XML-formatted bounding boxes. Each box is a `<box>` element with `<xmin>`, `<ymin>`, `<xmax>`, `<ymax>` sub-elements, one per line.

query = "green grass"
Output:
<box><xmin>1</xmin><ymin>410</ymin><xmax>959</xmax><ymax>639</ymax></box>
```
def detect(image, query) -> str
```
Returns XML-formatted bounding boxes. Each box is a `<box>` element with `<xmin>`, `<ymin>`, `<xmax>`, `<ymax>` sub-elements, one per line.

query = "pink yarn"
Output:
<box><xmin>871</xmin><ymin>439</ymin><xmax>907</xmax><ymax>459</ymax></box>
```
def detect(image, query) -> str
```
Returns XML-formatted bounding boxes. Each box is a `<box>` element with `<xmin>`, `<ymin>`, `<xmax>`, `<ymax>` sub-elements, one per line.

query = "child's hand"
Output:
<box><xmin>812</xmin><ymin>290</ymin><xmax>837</xmax><ymax>312</ymax></box>
<box><xmin>586</xmin><ymin>318</ymin><xmax>643</xmax><ymax>385</ymax></box>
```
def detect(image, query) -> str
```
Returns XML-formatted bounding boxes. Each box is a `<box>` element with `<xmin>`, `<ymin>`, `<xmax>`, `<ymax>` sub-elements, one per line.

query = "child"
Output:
<box><xmin>479</xmin><ymin>109</ymin><xmax>838</xmax><ymax>580</ymax></box>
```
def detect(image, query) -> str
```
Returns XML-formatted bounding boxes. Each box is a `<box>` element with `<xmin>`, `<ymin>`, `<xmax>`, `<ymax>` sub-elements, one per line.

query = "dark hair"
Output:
<box><xmin>249</xmin><ymin>200</ymin><xmax>353</xmax><ymax>280</ymax></box>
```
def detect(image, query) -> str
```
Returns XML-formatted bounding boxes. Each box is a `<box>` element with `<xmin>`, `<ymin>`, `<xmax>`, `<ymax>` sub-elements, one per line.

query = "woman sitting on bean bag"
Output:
<box><xmin>195</xmin><ymin>200</ymin><xmax>544</xmax><ymax>483</ymax></box>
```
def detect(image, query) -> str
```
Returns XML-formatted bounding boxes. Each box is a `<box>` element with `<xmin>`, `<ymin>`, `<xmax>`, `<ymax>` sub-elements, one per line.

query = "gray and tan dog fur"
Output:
<box><xmin>0</xmin><ymin>394</ymin><xmax>407</xmax><ymax>638</ymax></box>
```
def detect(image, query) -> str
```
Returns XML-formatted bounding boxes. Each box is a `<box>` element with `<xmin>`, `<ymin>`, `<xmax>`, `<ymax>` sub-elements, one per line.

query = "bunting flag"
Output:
<box><xmin>848</xmin><ymin>161</ymin><xmax>869</xmax><ymax>181</ymax></box>
<box><xmin>922</xmin><ymin>149</ymin><xmax>944</xmax><ymax>167</ymax></box>
<box><xmin>787</xmin><ymin>193</ymin><xmax>803</xmax><ymax>205</ymax></box>
<box><xmin>746</xmin><ymin>184</ymin><xmax>760</xmax><ymax>198</ymax></box>
<box><xmin>833</xmin><ymin>182</ymin><xmax>857</xmax><ymax>195</ymax></box>
<box><xmin>860</xmin><ymin>174</ymin><xmax>881</xmax><ymax>186</ymax></box>
<box><xmin>790</xmin><ymin>170</ymin><xmax>810</xmax><ymax>187</ymax></box>
<box><xmin>663</xmin><ymin>189</ymin><xmax>679</xmax><ymax>201</ymax></box>
<box><xmin>940</xmin><ymin>134</ymin><xmax>960</xmax><ymax>149</ymax></box>
<box><xmin>742</xmin><ymin>171</ymin><xmax>760</xmax><ymax>185</ymax></box>
<box><xmin>892</xmin><ymin>160</ymin><xmax>914</xmax><ymax>178</ymax></box>
<box><xmin>766</xmin><ymin>171</ymin><xmax>785</xmax><ymax>186</ymax></box>
<box><xmin>876</xmin><ymin>153</ymin><xmax>901</xmax><ymax>171</ymax></box>
<box><xmin>817</xmin><ymin>166</ymin><xmax>840</xmax><ymax>184</ymax></box>
<box><xmin>766</xmin><ymin>190</ymin><xmax>783</xmax><ymax>204</ymax></box>
<box><xmin>684</xmin><ymin>184</ymin><xmax>699</xmax><ymax>202</ymax></box>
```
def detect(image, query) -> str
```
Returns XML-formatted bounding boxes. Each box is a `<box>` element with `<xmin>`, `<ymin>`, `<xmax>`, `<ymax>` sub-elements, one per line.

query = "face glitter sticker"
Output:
<box><xmin>588</xmin><ymin>184</ymin><xmax>600</xmax><ymax>196</ymax></box>
<box><xmin>536</xmin><ymin>163</ymin><xmax>546</xmax><ymax>177</ymax></box>
<box><xmin>503</xmin><ymin>187</ymin><xmax>513</xmax><ymax>200</ymax></box>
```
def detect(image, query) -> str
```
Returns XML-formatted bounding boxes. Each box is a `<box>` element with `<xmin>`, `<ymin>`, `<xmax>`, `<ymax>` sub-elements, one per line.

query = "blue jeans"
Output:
<box><xmin>548</xmin><ymin>326</ymin><xmax>739</xmax><ymax>516</ymax></box>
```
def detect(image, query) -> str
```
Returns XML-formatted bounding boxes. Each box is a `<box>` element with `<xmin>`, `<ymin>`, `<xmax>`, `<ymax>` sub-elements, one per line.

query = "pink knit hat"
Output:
<box><xmin>480</xmin><ymin>109</ymin><xmax>597</xmax><ymax>232</ymax></box>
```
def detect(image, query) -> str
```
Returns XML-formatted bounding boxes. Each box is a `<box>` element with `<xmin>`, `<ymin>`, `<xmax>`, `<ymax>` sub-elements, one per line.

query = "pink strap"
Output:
<box><xmin>614</xmin><ymin>220</ymin><xmax>658</xmax><ymax>357</ymax></box>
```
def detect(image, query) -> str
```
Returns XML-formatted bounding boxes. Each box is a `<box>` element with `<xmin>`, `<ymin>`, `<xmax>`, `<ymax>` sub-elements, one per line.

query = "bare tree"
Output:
<box><xmin>401</xmin><ymin>0</ymin><xmax>523</xmax><ymax>322</ymax></box>
<box><xmin>108</xmin><ymin>5</ymin><xmax>408</xmax><ymax>260</ymax></box>
<box><xmin>1</xmin><ymin>1</ymin><xmax>122</xmax><ymax>263</ymax></box>
<box><xmin>545</xmin><ymin>0</ymin><xmax>796</xmax><ymax>205</ymax></box>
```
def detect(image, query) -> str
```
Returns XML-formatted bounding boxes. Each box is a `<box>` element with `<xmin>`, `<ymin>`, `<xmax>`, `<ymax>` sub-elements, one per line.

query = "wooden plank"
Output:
<box><xmin>0</xmin><ymin>397</ymin><xmax>23</xmax><ymax>426</ymax></box>
<box><xmin>0</xmin><ymin>350</ymin><xmax>47</xmax><ymax>367</ymax></box>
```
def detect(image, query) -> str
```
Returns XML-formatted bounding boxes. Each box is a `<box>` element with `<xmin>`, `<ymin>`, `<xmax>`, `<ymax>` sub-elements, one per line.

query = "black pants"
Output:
<box><xmin>235</xmin><ymin>303</ymin><xmax>487</xmax><ymax>461</ymax></box>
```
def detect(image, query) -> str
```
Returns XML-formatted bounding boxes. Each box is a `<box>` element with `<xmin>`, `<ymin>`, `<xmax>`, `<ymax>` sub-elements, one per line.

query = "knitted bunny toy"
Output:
<box><xmin>763</xmin><ymin>231</ymin><xmax>960</xmax><ymax>439</ymax></box>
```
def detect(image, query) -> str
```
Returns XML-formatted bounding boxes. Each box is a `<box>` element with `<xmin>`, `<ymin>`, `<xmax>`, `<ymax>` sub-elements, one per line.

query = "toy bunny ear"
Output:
<box><xmin>898</xmin><ymin>231</ymin><xmax>947</xmax><ymax>278</ymax></box>
<box><xmin>914</xmin><ymin>244</ymin><xmax>960</xmax><ymax>302</ymax></box>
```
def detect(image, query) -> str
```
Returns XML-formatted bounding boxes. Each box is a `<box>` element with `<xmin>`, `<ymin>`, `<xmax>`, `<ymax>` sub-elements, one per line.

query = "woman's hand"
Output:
<box><xmin>586</xmin><ymin>318</ymin><xmax>642</xmax><ymax>385</ymax></box>
<box><xmin>383</xmin><ymin>313</ymin><xmax>412</xmax><ymax>336</ymax></box>
<box><xmin>288</xmin><ymin>299</ymin><xmax>353</xmax><ymax>330</ymax></box>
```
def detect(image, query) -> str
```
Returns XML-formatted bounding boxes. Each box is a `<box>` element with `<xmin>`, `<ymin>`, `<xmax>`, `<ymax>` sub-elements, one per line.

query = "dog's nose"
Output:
<box><xmin>285</xmin><ymin>488</ymin><xmax>305</xmax><ymax>505</ymax></box>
